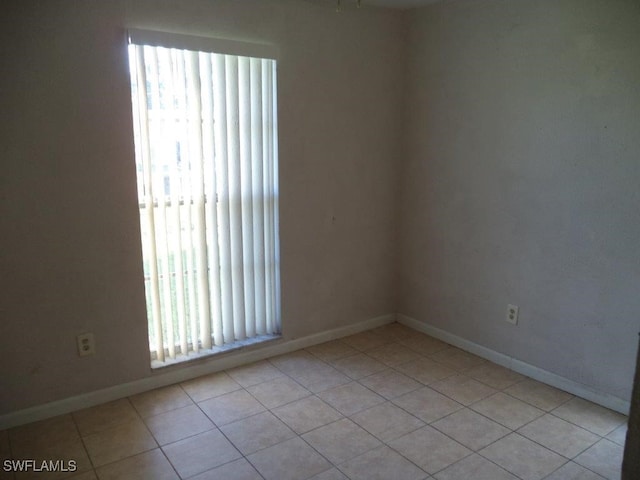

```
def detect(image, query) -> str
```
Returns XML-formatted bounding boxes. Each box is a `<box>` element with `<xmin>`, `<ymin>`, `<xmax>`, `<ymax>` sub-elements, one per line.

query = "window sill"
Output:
<box><xmin>150</xmin><ymin>333</ymin><xmax>282</xmax><ymax>369</ymax></box>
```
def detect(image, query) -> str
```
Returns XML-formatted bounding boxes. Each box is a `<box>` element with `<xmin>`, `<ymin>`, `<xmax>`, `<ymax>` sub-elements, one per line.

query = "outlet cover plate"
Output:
<box><xmin>77</xmin><ymin>333</ymin><xmax>95</xmax><ymax>356</ymax></box>
<box><xmin>506</xmin><ymin>304</ymin><xmax>519</xmax><ymax>325</ymax></box>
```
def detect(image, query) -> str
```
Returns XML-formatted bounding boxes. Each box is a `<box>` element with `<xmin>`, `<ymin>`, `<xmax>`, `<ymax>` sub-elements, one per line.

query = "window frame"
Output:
<box><xmin>127</xmin><ymin>28</ymin><xmax>281</xmax><ymax>367</ymax></box>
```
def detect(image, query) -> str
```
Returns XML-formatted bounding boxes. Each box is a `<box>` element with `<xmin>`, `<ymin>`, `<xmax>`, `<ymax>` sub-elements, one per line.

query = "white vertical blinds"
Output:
<box><xmin>128</xmin><ymin>32</ymin><xmax>280</xmax><ymax>364</ymax></box>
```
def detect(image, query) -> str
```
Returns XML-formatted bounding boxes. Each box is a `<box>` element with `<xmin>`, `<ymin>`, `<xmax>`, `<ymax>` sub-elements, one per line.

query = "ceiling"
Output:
<box><xmin>363</xmin><ymin>0</ymin><xmax>442</xmax><ymax>8</ymax></box>
<box><xmin>310</xmin><ymin>0</ymin><xmax>445</xmax><ymax>11</ymax></box>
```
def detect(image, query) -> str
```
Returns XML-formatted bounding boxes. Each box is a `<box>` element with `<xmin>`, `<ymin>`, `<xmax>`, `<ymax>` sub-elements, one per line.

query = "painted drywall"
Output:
<box><xmin>399</xmin><ymin>0</ymin><xmax>640</xmax><ymax>402</ymax></box>
<box><xmin>0</xmin><ymin>0</ymin><xmax>404</xmax><ymax>414</ymax></box>
<box><xmin>3</xmin><ymin>0</ymin><xmax>637</xmax><ymax>418</ymax></box>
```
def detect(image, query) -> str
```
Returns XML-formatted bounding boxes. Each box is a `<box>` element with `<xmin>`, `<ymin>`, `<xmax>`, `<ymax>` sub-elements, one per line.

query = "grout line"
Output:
<box><xmin>157</xmin><ymin>445</ymin><xmax>182</xmax><ymax>480</ymax></box>
<box><xmin>71</xmin><ymin>411</ymin><xmax>97</xmax><ymax>477</ymax></box>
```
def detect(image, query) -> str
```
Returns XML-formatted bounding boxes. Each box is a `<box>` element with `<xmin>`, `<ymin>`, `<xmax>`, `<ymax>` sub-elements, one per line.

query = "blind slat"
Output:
<box><xmin>185</xmin><ymin>50</ymin><xmax>212</xmax><ymax>351</ymax></box>
<box><xmin>271</xmin><ymin>61</ymin><xmax>282</xmax><ymax>333</ymax></box>
<box><xmin>213</xmin><ymin>54</ymin><xmax>235</xmax><ymax>344</ymax></box>
<box><xmin>175</xmin><ymin>50</ymin><xmax>201</xmax><ymax>354</ymax></box>
<box><xmin>226</xmin><ymin>55</ymin><xmax>247</xmax><ymax>341</ymax></box>
<box><xmin>134</xmin><ymin>45</ymin><xmax>165</xmax><ymax>362</ymax></box>
<box><xmin>263</xmin><ymin>59</ymin><xmax>276</xmax><ymax>334</ymax></box>
<box><xmin>200</xmin><ymin>53</ymin><xmax>224</xmax><ymax>347</ymax></box>
<box><xmin>149</xmin><ymin>48</ymin><xmax>177</xmax><ymax>359</ymax></box>
<box><xmin>251</xmin><ymin>58</ymin><xmax>266</xmax><ymax>336</ymax></box>
<box><xmin>162</xmin><ymin>48</ymin><xmax>189</xmax><ymax>356</ymax></box>
<box><xmin>239</xmin><ymin>56</ymin><xmax>256</xmax><ymax>338</ymax></box>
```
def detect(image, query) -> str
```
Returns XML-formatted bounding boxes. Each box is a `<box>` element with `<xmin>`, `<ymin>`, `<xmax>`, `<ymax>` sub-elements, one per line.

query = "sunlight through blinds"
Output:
<box><xmin>128</xmin><ymin>30</ymin><xmax>280</xmax><ymax>365</ymax></box>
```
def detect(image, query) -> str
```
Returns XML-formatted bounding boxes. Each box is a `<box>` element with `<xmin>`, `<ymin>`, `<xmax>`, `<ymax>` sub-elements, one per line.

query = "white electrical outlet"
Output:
<box><xmin>506</xmin><ymin>304</ymin><xmax>519</xmax><ymax>325</ymax></box>
<box><xmin>77</xmin><ymin>333</ymin><xmax>95</xmax><ymax>356</ymax></box>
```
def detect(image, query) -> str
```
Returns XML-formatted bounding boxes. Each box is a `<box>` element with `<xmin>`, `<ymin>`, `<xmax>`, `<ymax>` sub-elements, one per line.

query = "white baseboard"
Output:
<box><xmin>397</xmin><ymin>314</ymin><xmax>630</xmax><ymax>415</ymax></box>
<box><xmin>4</xmin><ymin>311</ymin><xmax>626</xmax><ymax>429</ymax></box>
<box><xmin>0</xmin><ymin>314</ymin><xmax>395</xmax><ymax>430</ymax></box>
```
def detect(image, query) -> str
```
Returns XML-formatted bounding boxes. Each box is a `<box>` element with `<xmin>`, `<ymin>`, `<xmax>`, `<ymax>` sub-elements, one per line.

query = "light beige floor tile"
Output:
<box><xmin>162</xmin><ymin>429</ymin><xmax>241</xmax><ymax>479</ymax></box>
<box><xmin>0</xmin><ymin>429</ymin><xmax>8</xmax><ymax>454</ymax></box>
<box><xmin>465</xmin><ymin>363</ymin><xmax>525</xmax><ymax>390</ymax></box>
<box><xmin>304</xmin><ymin>370</ymin><xmax>353</xmax><ymax>393</ymax></box>
<box><xmin>339</xmin><ymin>445</ymin><xmax>427</xmax><ymax>480</ymax></box>
<box><xmin>67</xmin><ymin>471</ymin><xmax>98</xmax><ymax>480</ymax></box>
<box><xmin>83</xmin><ymin>418</ymin><xmax>156</xmax><ymax>467</ymax></box>
<box><xmin>365</xmin><ymin>343</ymin><xmax>422</xmax><ymax>367</ymax></box>
<box><xmin>395</xmin><ymin>357</ymin><xmax>457</xmax><ymax>385</ymax></box>
<box><xmin>94</xmin><ymin>449</ymin><xmax>178</xmax><ymax>480</ymax></box>
<box><xmin>393</xmin><ymin>387</ymin><xmax>463</xmax><ymax>423</ymax></box>
<box><xmin>369</xmin><ymin>323</ymin><xmax>416</xmax><ymax>341</ymax></box>
<box><xmin>358</xmin><ymin>369</ymin><xmax>422</xmax><ymax>400</ymax></box>
<box><xmin>430</xmin><ymin>374</ymin><xmax>496</xmax><ymax>405</ymax></box>
<box><xmin>220</xmin><ymin>411</ymin><xmax>295</xmax><ymax>455</ymax></box>
<box><xmin>574</xmin><ymin>439</ymin><xmax>623</xmax><ymax>480</ymax></box>
<box><xmin>388</xmin><ymin>425</ymin><xmax>471</xmax><ymax>474</ymax></box>
<box><xmin>226</xmin><ymin>360</ymin><xmax>283</xmax><ymax>387</ymax></box>
<box><xmin>479</xmin><ymin>433</ymin><xmax>566</xmax><ymax>480</ymax></box>
<box><xmin>434</xmin><ymin>453</ymin><xmax>518</xmax><ymax>480</ymax></box>
<box><xmin>351</xmin><ymin>402</ymin><xmax>425</xmax><ymax>442</ymax></box>
<box><xmin>285</xmin><ymin>363</ymin><xmax>351</xmax><ymax>393</ymax></box>
<box><xmin>129</xmin><ymin>385</ymin><xmax>193</xmax><ymax>418</ymax></box>
<box><xmin>0</xmin><ymin>434</ymin><xmax>11</xmax><ymax>480</ymax></box>
<box><xmin>471</xmin><ymin>392</ymin><xmax>544</xmax><ymax>429</ymax></box>
<box><xmin>306</xmin><ymin>340</ymin><xmax>358</xmax><ymax>362</ymax></box>
<box><xmin>144</xmin><ymin>404</ymin><xmax>214</xmax><ymax>446</ymax></box>
<box><xmin>9</xmin><ymin>414</ymin><xmax>79</xmax><ymax>451</ymax></box>
<box><xmin>73</xmin><ymin>399</ymin><xmax>139</xmax><ymax>437</ymax></box>
<box><xmin>246</xmin><ymin>437</ymin><xmax>331</xmax><ymax>480</ymax></box>
<box><xmin>397</xmin><ymin>334</ymin><xmax>450</xmax><ymax>356</ymax></box>
<box><xmin>302</xmin><ymin>418</ymin><xmax>381</xmax><ymax>464</ymax></box>
<box><xmin>246</xmin><ymin>376</ymin><xmax>310</xmax><ymax>409</ymax></box>
<box><xmin>551</xmin><ymin>397</ymin><xmax>627</xmax><ymax>436</ymax></box>
<box><xmin>544</xmin><ymin>461</ymin><xmax>606</xmax><ymax>480</ymax></box>
<box><xmin>189</xmin><ymin>458</ymin><xmax>262</xmax><ymax>480</ymax></box>
<box><xmin>432</xmin><ymin>408</ymin><xmax>510</xmax><ymax>450</ymax></box>
<box><xmin>0</xmin><ymin>465</ymin><xmax>14</xmax><ymax>480</ymax></box>
<box><xmin>517</xmin><ymin>414</ymin><xmax>600</xmax><ymax>458</ymax></box>
<box><xmin>429</xmin><ymin>348</ymin><xmax>486</xmax><ymax>371</ymax></box>
<box><xmin>180</xmin><ymin>371</ymin><xmax>241</xmax><ymax>402</ymax></box>
<box><xmin>330</xmin><ymin>353</ymin><xmax>387</xmax><ymax>379</ymax></box>
<box><xmin>340</xmin><ymin>332</ymin><xmax>392</xmax><ymax>351</ymax></box>
<box><xmin>198</xmin><ymin>389</ymin><xmax>265</xmax><ymax>426</ymax></box>
<box><xmin>308</xmin><ymin>467</ymin><xmax>349</xmax><ymax>480</ymax></box>
<box><xmin>317</xmin><ymin>382</ymin><xmax>385</xmax><ymax>416</ymax></box>
<box><xmin>504</xmin><ymin>379</ymin><xmax>573</xmax><ymax>411</ymax></box>
<box><xmin>606</xmin><ymin>423</ymin><xmax>627</xmax><ymax>446</ymax></box>
<box><xmin>271</xmin><ymin>396</ymin><xmax>343</xmax><ymax>434</ymax></box>
<box><xmin>268</xmin><ymin>350</ymin><xmax>326</xmax><ymax>375</ymax></box>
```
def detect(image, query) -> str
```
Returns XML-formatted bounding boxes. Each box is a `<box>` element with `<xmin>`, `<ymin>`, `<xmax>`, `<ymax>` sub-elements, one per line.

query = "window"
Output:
<box><xmin>127</xmin><ymin>30</ymin><xmax>281</xmax><ymax>367</ymax></box>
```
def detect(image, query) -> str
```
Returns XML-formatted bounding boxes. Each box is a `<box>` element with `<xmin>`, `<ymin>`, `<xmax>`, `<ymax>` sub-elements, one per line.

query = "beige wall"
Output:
<box><xmin>399</xmin><ymin>0</ymin><xmax>640</xmax><ymax>401</ymax></box>
<box><xmin>2</xmin><ymin>0</ymin><xmax>638</xmax><ymax>417</ymax></box>
<box><xmin>0</xmin><ymin>0</ymin><xmax>404</xmax><ymax>414</ymax></box>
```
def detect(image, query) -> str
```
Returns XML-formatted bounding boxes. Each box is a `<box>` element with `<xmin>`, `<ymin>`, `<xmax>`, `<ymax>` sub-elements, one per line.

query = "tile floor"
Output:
<box><xmin>0</xmin><ymin>323</ymin><xmax>628</xmax><ymax>480</ymax></box>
